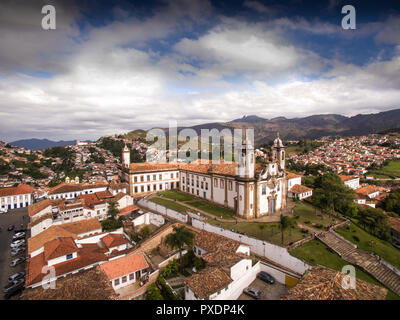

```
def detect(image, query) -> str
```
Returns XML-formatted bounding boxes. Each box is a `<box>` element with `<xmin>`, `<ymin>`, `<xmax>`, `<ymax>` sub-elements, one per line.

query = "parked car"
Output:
<box><xmin>8</xmin><ymin>272</ymin><xmax>25</xmax><ymax>282</ymax></box>
<box><xmin>243</xmin><ymin>287</ymin><xmax>262</xmax><ymax>299</ymax></box>
<box><xmin>12</xmin><ymin>235</ymin><xmax>25</xmax><ymax>242</ymax></box>
<box><xmin>10</xmin><ymin>257</ymin><xmax>26</xmax><ymax>267</ymax></box>
<box><xmin>10</xmin><ymin>239</ymin><xmax>25</xmax><ymax>248</ymax></box>
<box><xmin>11</xmin><ymin>246</ymin><xmax>26</xmax><ymax>256</ymax></box>
<box><xmin>4</xmin><ymin>282</ymin><xmax>24</xmax><ymax>300</ymax></box>
<box><xmin>257</xmin><ymin>271</ymin><xmax>275</xmax><ymax>284</ymax></box>
<box><xmin>0</xmin><ymin>208</ymin><xmax>7</xmax><ymax>214</ymax></box>
<box><xmin>13</xmin><ymin>232</ymin><xmax>25</xmax><ymax>239</ymax></box>
<box><xmin>3</xmin><ymin>278</ymin><xmax>25</xmax><ymax>293</ymax></box>
<box><xmin>7</xmin><ymin>225</ymin><xmax>14</xmax><ymax>231</ymax></box>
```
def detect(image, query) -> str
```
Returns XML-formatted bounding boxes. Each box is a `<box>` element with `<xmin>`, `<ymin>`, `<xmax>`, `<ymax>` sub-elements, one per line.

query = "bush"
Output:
<box><xmin>146</xmin><ymin>283</ymin><xmax>163</xmax><ymax>300</ymax></box>
<box><xmin>101</xmin><ymin>219</ymin><xmax>122</xmax><ymax>232</ymax></box>
<box><xmin>157</xmin><ymin>276</ymin><xmax>176</xmax><ymax>300</ymax></box>
<box><xmin>130</xmin><ymin>232</ymin><xmax>140</xmax><ymax>243</ymax></box>
<box><xmin>161</xmin><ymin>260</ymin><xmax>179</xmax><ymax>279</ymax></box>
<box><xmin>140</xmin><ymin>226</ymin><xmax>152</xmax><ymax>239</ymax></box>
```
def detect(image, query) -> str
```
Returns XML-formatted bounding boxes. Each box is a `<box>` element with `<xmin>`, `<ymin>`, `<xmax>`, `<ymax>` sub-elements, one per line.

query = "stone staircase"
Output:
<box><xmin>316</xmin><ymin>231</ymin><xmax>400</xmax><ymax>296</ymax></box>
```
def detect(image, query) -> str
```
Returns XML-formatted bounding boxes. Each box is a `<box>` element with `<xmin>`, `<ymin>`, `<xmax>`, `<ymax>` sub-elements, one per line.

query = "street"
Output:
<box><xmin>0</xmin><ymin>207</ymin><xmax>29</xmax><ymax>300</ymax></box>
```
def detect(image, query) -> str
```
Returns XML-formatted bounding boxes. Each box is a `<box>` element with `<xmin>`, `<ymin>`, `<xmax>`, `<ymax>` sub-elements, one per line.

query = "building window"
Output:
<box><xmin>171</xmin><ymin>173</ymin><xmax>173</xmax><ymax>178</ymax></box>
<box><xmin>134</xmin><ymin>176</ymin><xmax>137</xmax><ymax>183</ymax></box>
<box><xmin>66</xmin><ymin>253</ymin><xmax>73</xmax><ymax>260</ymax></box>
<box><xmin>134</xmin><ymin>186</ymin><xmax>138</xmax><ymax>193</ymax></box>
<box><xmin>141</xmin><ymin>176</ymin><xmax>144</xmax><ymax>182</ymax></box>
<box><xmin>159</xmin><ymin>174</ymin><xmax>162</xmax><ymax>180</ymax></box>
<box><xmin>221</xmin><ymin>179</ymin><xmax>224</xmax><ymax>188</ymax></box>
<box><xmin>229</xmin><ymin>181</ymin><xmax>233</xmax><ymax>191</ymax></box>
<box><xmin>147</xmin><ymin>175</ymin><xmax>150</xmax><ymax>181</ymax></box>
<box><xmin>205</xmin><ymin>183</ymin><xmax>208</xmax><ymax>190</ymax></box>
<box><xmin>262</xmin><ymin>185</ymin><xmax>266</xmax><ymax>195</ymax></box>
<box><xmin>141</xmin><ymin>186</ymin><xmax>144</xmax><ymax>192</ymax></box>
<box><xmin>214</xmin><ymin>178</ymin><xmax>217</xmax><ymax>187</ymax></box>
<box><xmin>129</xmin><ymin>273</ymin><xmax>135</xmax><ymax>280</ymax></box>
<box><xmin>122</xmin><ymin>276</ymin><xmax>127</xmax><ymax>283</ymax></box>
<box><xmin>114</xmin><ymin>279</ymin><xmax>120</xmax><ymax>286</ymax></box>
<box><xmin>153</xmin><ymin>174</ymin><xmax>156</xmax><ymax>180</ymax></box>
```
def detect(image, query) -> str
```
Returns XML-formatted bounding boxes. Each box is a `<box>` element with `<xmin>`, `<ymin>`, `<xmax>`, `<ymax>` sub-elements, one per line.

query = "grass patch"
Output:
<box><xmin>290</xmin><ymin>240</ymin><xmax>399</xmax><ymax>300</ymax></box>
<box><xmin>293</xmin><ymin>202</ymin><xmax>337</xmax><ymax>228</ymax></box>
<box><xmin>157</xmin><ymin>190</ymin><xmax>235</xmax><ymax>220</ymax></box>
<box><xmin>207</xmin><ymin>219</ymin><xmax>305</xmax><ymax>246</ymax></box>
<box><xmin>369</xmin><ymin>160</ymin><xmax>400</xmax><ymax>179</ymax></box>
<box><xmin>150</xmin><ymin>197</ymin><xmax>189</xmax><ymax>213</ymax></box>
<box><xmin>336</xmin><ymin>222</ymin><xmax>400</xmax><ymax>270</ymax></box>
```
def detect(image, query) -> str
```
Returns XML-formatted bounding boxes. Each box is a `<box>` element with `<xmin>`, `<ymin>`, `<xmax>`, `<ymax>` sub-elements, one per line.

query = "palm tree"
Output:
<box><xmin>107</xmin><ymin>201</ymin><xmax>119</xmax><ymax>219</ymax></box>
<box><xmin>165</xmin><ymin>226</ymin><xmax>194</xmax><ymax>263</ymax></box>
<box><xmin>280</xmin><ymin>215</ymin><xmax>292</xmax><ymax>245</ymax></box>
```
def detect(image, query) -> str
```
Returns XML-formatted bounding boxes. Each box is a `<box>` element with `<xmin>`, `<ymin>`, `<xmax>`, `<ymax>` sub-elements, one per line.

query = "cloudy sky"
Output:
<box><xmin>0</xmin><ymin>0</ymin><xmax>399</xmax><ymax>142</ymax></box>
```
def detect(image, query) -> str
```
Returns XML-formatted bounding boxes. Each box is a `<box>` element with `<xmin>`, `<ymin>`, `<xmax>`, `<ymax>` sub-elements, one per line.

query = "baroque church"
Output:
<box><xmin>120</xmin><ymin>133</ymin><xmax>296</xmax><ymax>220</ymax></box>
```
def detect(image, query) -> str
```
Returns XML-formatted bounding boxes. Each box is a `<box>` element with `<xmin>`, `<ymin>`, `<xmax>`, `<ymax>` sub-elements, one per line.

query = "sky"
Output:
<box><xmin>0</xmin><ymin>0</ymin><xmax>399</xmax><ymax>142</ymax></box>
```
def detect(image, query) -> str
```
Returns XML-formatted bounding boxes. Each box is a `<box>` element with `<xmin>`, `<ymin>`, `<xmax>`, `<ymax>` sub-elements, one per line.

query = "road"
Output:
<box><xmin>0</xmin><ymin>208</ymin><xmax>29</xmax><ymax>300</ymax></box>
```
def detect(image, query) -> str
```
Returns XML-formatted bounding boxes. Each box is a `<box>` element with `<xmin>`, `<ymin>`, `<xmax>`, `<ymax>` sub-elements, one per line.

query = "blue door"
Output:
<box><xmin>270</xmin><ymin>200</ymin><xmax>275</xmax><ymax>214</ymax></box>
<box><xmin>14</xmin><ymin>204</ymin><xmax>17</xmax><ymax>209</ymax></box>
<box><xmin>203</xmin><ymin>192</ymin><xmax>206</xmax><ymax>199</ymax></box>
<box><xmin>8</xmin><ymin>204</ymin><xmax>11</xmax><ymax>210</ymax></box>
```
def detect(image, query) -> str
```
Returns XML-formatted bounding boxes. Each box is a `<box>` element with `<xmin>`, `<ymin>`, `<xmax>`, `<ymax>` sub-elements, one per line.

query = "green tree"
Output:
<box><xmin>107</xmin><ymin>201</ymin><xmax>119</xmax><ymax>219</ymax></box>
<box><xmin>165</xmin><ymin>226</ymin><xmax>194</xmax><ymax>263</ymax></box>
<box><xmin>146</xmin><ymin>282</ymin><xmax>163</xmax><ymax>300</ymax></box>
<box><xmin>279</xmin><ymin>215</ymin><xmax>293</xmax><ymax>245</ymax></box>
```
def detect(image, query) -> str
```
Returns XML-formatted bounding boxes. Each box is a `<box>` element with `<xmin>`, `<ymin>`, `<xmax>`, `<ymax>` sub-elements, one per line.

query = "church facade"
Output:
<box><xmin>120</xmin><ymin>134</ymin><xmax>292</xmax><ymax>220</ymax></box>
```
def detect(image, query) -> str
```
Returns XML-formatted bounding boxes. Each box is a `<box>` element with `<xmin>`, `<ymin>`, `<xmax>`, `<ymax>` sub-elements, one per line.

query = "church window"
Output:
<box><xmin>262</xmin><ymin>185</ymin><xmax>266</xmax><ymax>195</ymax></box>
<box><xmin>214</xmin><ymin>178</ymin><xmax>218</xmax><ymax>187</ymax></box>
<box><xmin>282</xmin><ymin>152</ymin><xmax>285</xmax><ymax>160</ymax></box>
<box><xmin>221</xmin><ymin>180</ymin><xmax>224</xmax><ymax>188</ymax></box>
<box><xmin>229</xmin><ymin>181</ymin><xmax>233</xmax><ymax>191</ymax></box>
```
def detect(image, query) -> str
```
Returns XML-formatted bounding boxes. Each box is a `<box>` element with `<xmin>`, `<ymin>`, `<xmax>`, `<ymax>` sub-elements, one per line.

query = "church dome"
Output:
<box><xmin>273</xmin><ymin>132</ymin><xmax>284</xmax><ymax>148</ymax></box>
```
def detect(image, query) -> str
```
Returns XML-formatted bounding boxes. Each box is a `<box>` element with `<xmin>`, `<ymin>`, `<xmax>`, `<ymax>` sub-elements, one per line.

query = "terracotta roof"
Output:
<box><xmin>0</xmin><ymin>184</ymin><xmax>35</xmax><ymax>197</ymax></box>
<box><xmin>28</xmin><ymin>199</ymin><xmax>52</xmax><ymax>217</ymax></box>
<box><xmin>339</xmin><ymin>175</ymin><xmax>358</xmax><ymax>182</ymax></box>
<box><xmin>28</xmin><ymin>212</ymin><xmax>53</xmax><ymax>228</ymax></box>
<box><xmin>389</xmin><ymin>217</ymin><xmax>400</xmax><ymax>233</ymax></box>
<box><xmin>48</xmin><ymin>182</ymin><xmax>109</xmax><ymax>195</ymax></box>
<box><xmin>184</xmin><ymin>267</ymin><xmax>232</xmax><ymax>299</ymax></box>
<box><xmin>195</xmin><ymin>230</ymin><xmax>241</xmax><ymax>253</ymax></box>
<box><xmin>59</xmin><ymin>218</ymin><xmax>102</xmax><ymax>235</ymax></box>
<box><xmin>282</xmin><ymin>265</ymin><xmax>387</xmax><ymax>300</ymax></box>
<box><xmin>289</xmin><ymin>184</ymin><xmax>313</xmax><ymax>194</ymax></box>
<box><xmin>109</xmin><ymin>183</ymin><xmax>128</xmax><ymax>190</ymax></box>
<box><xmin>118</xmin><ymin>204</ymin><xmax>140</xmax><ymax>216</ymax></box>
<box><xmin>44</xmin><ymin>237</ymin><xmax>78</xmax><ymax>260</ymax></box>
<box><xmin>77</xmin><ymin>193</ymin><xmax>105</xmax><ymax>206</ymax></box>
<box><xmin>100</xmin><ymin>253</ymin><xmax>148</xmax><ymax>280</ymax></box>
<box><xmin>28</xmin><ymin>226</ymin><xmax>77</xmax><ymax>254</ymax></box>
<box><xmin>129</xmin><ymin>162</ymin><xmax>179</xmax><ymax>173</ymax></box>
<box><xmin>22</xmin><ymin>267</ymin><xmax>118</xmax><ymax>300</ymax></box>
<box><xmin>28</xmin><ymin>219</ymin><xmax>101</xmax><ymax>254</ymax></box>
<box><xmin>286</xmin><ymin>172</ymin><xmax>302</xmax><ymax>179</ymax></box>
<box><xmin>356</xmin><ymin>185</ymin><xmax>380</xmax><ymax>196</ymax></box>
<box><xmin>100</xmin><ymin>233</ymin><xmax>128</xmax><ymax>249</ymax></box>
<box><xmin>26</xmin><ymin>243</ymin><xmax>108</xmax><ymax>287</ymax></box>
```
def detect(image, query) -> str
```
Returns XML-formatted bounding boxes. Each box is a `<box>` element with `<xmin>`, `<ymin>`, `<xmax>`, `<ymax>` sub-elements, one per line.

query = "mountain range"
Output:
<box><xmin>8</xmin><ymin>139</ymin><xmax>77</xmax><ymax>150</ymax></box>
<box><xmin>6</xmin><ymin>108</ymin><xmax>400</xmax><ymax>150</ymax></box>
<box><xmin>169</xmin><ymin>108</ymin><xmax>400</xmax><ymax>145</ymax></box>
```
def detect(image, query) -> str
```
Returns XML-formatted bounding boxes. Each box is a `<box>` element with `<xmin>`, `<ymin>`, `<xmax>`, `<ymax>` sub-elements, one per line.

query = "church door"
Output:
<box><xmin>270</xmin><ymin>200</ymin><xmax>275</xmax><ymax>214</ymax></box>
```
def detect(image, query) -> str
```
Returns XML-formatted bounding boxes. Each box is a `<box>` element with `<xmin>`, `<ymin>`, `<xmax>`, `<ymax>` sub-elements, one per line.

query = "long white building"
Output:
<box><xmin>120</xmin><ymin>134</ymin><xmax>306</xmax><ymax>220</ymax></box>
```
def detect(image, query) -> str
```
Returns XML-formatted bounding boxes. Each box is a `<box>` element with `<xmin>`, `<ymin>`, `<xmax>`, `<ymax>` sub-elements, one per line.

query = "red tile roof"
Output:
<box><xmin>100</xmin><ymin>253</ymin><xmax>148</xmax><ymax>280</ymax></box>
<box><xmin>0</xmin><ymin>184</ymin><xmax>35</xmax><ymax>197</ymax></box>
<box><xmin>289</xmin><ymin>184</ymin><xmax>313</xmax><ymax>194</ymax></box>
<box><xmin>44</xmin><ymin>237</ymin><xmax>78</xmax><ymax>260</ymax></box>
<box><xmin>339</xmin><ymin>175</ymin><xmax>358</xmax><ymax>182</ymax></box>
<box><xmin>100</xmin><ymin>233</ymin><xmax>128</xmax><ymax>249</ymax></box>
<box><xmin>118</xmin><ymin>205</ymin><xmax>140</xmax><ymax>216</ymax></box>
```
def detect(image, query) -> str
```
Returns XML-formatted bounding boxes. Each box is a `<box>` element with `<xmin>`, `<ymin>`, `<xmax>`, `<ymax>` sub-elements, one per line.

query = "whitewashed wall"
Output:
<box><xmin>138</xmin><ymin>199</ymin><xmax>188</xmax><ymax>223</ymax></box>
<box><xmin>192</xmin><ymin>219</ymin><xmax>311</xmax><ymax>275</ymax></box>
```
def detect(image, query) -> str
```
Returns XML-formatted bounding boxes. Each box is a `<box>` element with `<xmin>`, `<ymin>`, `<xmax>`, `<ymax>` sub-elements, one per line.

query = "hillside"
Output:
<box><xmin>8</xmin><ymin>139</ymin><xmax>76</xmax><ymax>150</ymax></box>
